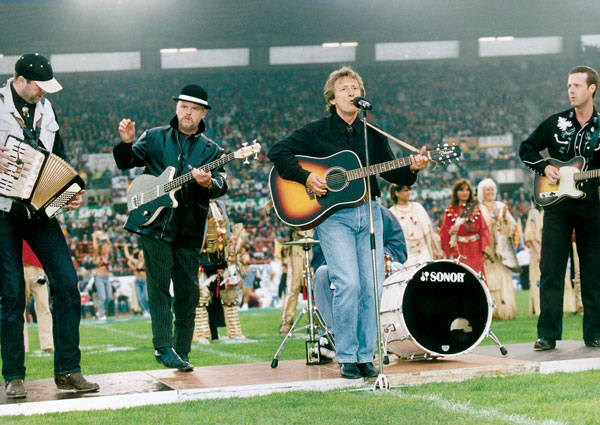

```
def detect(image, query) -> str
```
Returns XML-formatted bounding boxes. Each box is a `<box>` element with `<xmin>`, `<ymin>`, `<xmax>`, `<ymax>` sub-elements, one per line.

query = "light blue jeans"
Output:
<box><xmin>316</xmin><ymin>202</ymin><xmax>384</xmax><ymax>364</ymax></box>
<box><xmin>313</xmin><ymin>265</ymin><xmax>334</xmax><ymax>334</ymax></box>
<box><xmin>94</xmin><ymin>274</ymin><xmax>112</xmax><ymax>318</ymax></box>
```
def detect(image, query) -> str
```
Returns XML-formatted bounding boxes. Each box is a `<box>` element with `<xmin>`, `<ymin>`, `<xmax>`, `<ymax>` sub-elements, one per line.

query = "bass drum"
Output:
<box><xmin>380</xmin><ymin>260</ymin><xmax>492</xmax><ymax>359</ymax></box>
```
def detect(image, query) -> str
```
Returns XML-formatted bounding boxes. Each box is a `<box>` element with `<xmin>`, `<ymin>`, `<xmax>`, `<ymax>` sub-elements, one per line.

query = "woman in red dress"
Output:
<box><xmin>440</xmin><ymin>179</ymin><xmax>491</xmax><ymax>280</ymax></box>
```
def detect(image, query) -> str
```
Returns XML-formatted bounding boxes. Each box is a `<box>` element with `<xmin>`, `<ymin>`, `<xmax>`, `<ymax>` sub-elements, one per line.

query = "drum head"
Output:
<box><xmin>402</xmin><ymin>261</ymin><xmax>491</xmax><ymax>356</ymax></box>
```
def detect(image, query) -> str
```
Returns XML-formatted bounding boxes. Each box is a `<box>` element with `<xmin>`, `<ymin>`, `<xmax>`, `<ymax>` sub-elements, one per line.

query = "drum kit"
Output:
<box><xmin>271</xmin><ymin>237</ymin><xmax>507</xmax><ymax>368</ymax></box>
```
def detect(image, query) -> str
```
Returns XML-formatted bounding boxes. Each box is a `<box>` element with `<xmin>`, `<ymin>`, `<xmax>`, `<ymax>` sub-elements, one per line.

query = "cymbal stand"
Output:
<box><xmin>271</xmin><ymin>240</ymin><xmax>335</xmax><ymax>368</ymax></box>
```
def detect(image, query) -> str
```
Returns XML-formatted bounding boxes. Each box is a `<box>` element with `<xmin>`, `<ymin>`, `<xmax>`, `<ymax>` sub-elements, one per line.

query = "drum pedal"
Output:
<box><xmin>306</xmin><ymin>340</ymin><xmax>331</xmax><ymax>365</ymax></box>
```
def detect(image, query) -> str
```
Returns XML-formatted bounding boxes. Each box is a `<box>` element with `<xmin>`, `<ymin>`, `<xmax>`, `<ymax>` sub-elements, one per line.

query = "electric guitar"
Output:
<box><xmin>269</xmin><ymin>145</ymin><xmax>461</xmax><ymax>230</ymax></box>
<box><xmin>127</xmin><ymin>141</ymin><xmax>260</xmax><ymax>227</ymax></box>
<box><xmin>533</xmin><ymin>156</ymin><xmax>600</xmax><ymax>207</ymax></box>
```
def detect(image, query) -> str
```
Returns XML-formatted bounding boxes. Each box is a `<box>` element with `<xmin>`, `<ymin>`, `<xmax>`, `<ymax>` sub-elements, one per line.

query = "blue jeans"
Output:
<box><xmin>316</xmin><ymin>202</ymin><xmax>384</xmax><ymax>364</ymax></box>
<box><xmin>135</xmin><ymin>278</ymin><xmax>150</xmax><ymax>314</ymax></box>
<box><xmin>94</xmin><ymin>274</ymin><xmax>112</xmax><ymax>318</ymax></box>
<box><xmin>0</xmin><ymin>203</ymin><xmax>82</xmax><ymax>381</ymax></box>
<box><xmin>313</xmin><ymin>265</ymin><xmax>334</xmax><ymax>333</ymax></box>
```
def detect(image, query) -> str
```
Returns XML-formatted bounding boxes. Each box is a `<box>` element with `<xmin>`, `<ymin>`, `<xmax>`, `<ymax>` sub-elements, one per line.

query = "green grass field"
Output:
<box><xmin>8</xmin><ymin>290</ymin><xmax>600</xmax><ymax>425</ymax></box>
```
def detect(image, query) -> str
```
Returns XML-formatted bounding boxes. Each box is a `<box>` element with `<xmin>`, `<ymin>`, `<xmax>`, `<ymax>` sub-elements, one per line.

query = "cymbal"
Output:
<box><xmin>281</xmin><ymin>238</ymin><xmax>320</xmax><ymax>246</ymax></box>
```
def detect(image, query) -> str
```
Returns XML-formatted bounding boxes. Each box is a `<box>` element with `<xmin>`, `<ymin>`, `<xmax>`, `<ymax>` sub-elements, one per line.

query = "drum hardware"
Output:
<box><xmin>271</xmin><ymin>238</ymin><xmax>336</xmax><ymax>368</ymax></box>
<box><xmin>380</xmin><ymin>260</ymin><xmax>508</xmax><ymax>361</ymax></box>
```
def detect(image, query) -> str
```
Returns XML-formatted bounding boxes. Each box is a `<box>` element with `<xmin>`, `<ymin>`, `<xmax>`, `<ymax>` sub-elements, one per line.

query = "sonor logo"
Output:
<box><xmin>420</xmin><ymin>271</ymin><xmax>466</xmax><ymax>283</ymax></box>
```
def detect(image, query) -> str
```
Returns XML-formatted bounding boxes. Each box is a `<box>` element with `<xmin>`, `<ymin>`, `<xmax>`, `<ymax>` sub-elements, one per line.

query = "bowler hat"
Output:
<box><xmin>172</xmin><ymin>84</ymin><xmax>212</xmax><ymax>109</ymax></box>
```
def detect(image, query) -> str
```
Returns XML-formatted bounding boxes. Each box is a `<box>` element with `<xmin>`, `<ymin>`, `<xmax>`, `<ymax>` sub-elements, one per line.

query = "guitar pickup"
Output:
<box><xmin>539</xmin><ymin>191</ymin><xmax>556</xmax><ymax>199</ymax></box>
<box><xmin>306</xmin><ymin>187</ymin><xmax>315</xmax><ymax>200</ymax></box>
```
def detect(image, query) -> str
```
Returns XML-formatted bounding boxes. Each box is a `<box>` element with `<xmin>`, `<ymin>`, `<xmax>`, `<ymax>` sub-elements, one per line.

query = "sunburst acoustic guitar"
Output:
<box><xmin>269</xmin><ymin>145</ymin><xmax>461</xmax><ymax>230</ymax></box>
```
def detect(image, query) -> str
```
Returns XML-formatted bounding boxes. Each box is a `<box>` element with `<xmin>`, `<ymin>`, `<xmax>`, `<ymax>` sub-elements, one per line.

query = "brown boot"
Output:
<box><xmin>5</xmin><ymin>379</ymin><xmax>27</xmax><ymax>398</ymax></box>
<box><xmin>54</xmin><ymin>372</ymin><xmax>99</xmax><ymax>393</ymax></box>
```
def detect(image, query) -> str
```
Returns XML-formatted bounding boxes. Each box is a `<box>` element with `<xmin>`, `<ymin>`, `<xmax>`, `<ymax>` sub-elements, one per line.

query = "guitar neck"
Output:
<box><xmin>164</xmin><ymin>152</ymin><xmax>235</xmax><ymax>191</ymax></box>
<box><xmin>575</xmin><ymin>168</ymin><xmax>600</xmax><ymax>182</ymax></box>
<box><xmin>345</xmin><ymin>155</ymin><xmax>416</xmax><ymax>181</ymax></box>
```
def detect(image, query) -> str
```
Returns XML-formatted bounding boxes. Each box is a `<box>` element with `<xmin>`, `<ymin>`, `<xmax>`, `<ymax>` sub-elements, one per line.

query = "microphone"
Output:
<box><xmin>353</xmin><ymin>97</ymin><xmax>372</xmax><ymax>110</ymax></box>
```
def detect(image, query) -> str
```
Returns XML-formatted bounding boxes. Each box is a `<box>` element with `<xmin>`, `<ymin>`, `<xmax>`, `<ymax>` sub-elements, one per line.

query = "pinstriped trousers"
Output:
<box><xmin>141</xmin><ymin>236</ymin><xmax>201</xmax><ymax>355</ymax></box>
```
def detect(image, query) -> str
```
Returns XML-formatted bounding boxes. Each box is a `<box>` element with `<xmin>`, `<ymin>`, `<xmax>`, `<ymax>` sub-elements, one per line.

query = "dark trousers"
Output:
<box><xmin>538</xmin><ymin>189</ymin><xmax>600</xmax><ymax>341</ymax></box>
<box><xmin>141</xmin><ymin>236</ymin><xmax>200</xmax><ymax>355</ymax></box>
<box><xmin>0</xmin><ymin>203</ymin><xmax>81</xmax><ymax>381</ymax></box>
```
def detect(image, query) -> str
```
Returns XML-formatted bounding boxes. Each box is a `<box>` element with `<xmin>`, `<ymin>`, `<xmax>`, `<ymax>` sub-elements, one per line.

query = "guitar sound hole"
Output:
<box><xmin>325</xmin><ymin>168</ymin><xmax>348</xmax><ymax>192</ymax></box>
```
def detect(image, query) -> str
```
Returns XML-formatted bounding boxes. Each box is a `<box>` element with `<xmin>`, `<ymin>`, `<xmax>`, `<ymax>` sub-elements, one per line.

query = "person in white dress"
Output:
<box><xmin>389</xmin><ymin>184</ymin><xmax>441</xmax><ymax>267</ymax></box>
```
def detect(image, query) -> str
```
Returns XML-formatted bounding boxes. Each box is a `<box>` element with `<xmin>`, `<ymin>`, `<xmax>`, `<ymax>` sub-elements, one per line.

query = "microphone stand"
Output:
<box><xmin>359</xmin><ymin>108</ymin><xmax>389</xmax><ymax>391</ymax></box>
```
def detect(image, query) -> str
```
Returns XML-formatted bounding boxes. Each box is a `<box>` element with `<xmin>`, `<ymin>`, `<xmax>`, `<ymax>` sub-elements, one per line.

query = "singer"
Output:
<box><xmin>269</xmin><ymin>66</ymin><xmax>428</xmax><ymax>379</ymax></box>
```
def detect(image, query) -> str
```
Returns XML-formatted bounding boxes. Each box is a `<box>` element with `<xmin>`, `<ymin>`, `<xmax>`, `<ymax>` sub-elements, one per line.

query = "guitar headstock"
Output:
<box><xmin>235</xmin><ymin>139</ymin><xmax>261</xmax><ymax>164</ymax></box>
<box><xmin>429</xmin><ymin>144</ymin><xmax>461</xmax><ymax>165</ymax></box>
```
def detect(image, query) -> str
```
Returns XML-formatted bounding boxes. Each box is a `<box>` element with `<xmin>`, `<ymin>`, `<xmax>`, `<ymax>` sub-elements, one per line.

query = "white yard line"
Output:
<box><xmin>394</xmin><ymin>391</ymin><xmax>567</xmax><ymax>425</ymax></box>
<box><xmin>83</xmin><ymin>322</ymin><xmax>149</xmax><ymax>340</ymax></box>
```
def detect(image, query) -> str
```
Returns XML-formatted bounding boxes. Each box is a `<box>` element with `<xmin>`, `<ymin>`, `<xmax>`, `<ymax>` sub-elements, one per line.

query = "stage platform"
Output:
<box><xmin>1</xmin><ymin>340</ymin><xmax>599</xmax><ymax>416</ymax></box>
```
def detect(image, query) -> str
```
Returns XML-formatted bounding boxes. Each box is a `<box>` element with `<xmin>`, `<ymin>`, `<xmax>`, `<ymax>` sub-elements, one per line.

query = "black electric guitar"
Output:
<box><xmin>127</xmin><ymin>142</ymin><xmax>260</xmax><ymax>227</ymax></box>
<box><xmin>533</xmin><ymin>156</ymin><xmax>600</xmax><ymax>206</ymax></box>
<box><xmin>269</xmin><ymin>144</ymin><xmax>461</xmax><ymax>230</ymax></box>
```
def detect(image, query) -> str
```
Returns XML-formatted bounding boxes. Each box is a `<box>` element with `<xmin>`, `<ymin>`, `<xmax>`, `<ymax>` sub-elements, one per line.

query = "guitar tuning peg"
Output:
<box><xmin>242</xmin><ymin>142</ymin><xmax>248</xmax><ymax>147</ymax></box>
<box><xmin>244</xmin><ymin>158</ymin><xmax>250</xmax><ymax>165</ymax></box>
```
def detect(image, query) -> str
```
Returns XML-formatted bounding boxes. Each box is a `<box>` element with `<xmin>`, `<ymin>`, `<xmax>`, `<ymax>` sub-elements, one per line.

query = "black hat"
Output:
<box><xmin>15</xmin><ymin>53</ymin><xmax>62</xmax><ymax>93</ymax></box>
<box><xmin>172</xmin><ymin>84</ymin><xmax>212</xmax><ymax>109</ymax></box>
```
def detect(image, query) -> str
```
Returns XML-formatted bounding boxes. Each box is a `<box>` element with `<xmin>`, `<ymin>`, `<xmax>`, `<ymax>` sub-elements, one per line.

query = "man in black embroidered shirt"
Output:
<box><xmin>520</xmin><ymin>65</ymin><xmax>600</xmax><ymax>351</ymax></box>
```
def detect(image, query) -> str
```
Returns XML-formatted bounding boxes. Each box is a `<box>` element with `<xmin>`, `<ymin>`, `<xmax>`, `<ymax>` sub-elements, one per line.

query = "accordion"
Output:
<box><xmin>0</xmin><ymin>137</ymin><xmax>85</xmax><ymax>219</ymax></box>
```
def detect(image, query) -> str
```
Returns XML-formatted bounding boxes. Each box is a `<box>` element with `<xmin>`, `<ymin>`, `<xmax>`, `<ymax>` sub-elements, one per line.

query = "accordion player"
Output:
<box><xmin>0</xmin><ymin>136</ymin><xmax>84</xmax><ymax>220</ymax></box>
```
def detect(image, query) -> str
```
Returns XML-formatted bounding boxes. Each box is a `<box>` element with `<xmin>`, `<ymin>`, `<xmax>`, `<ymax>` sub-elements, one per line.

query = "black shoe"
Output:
<box><xmin>340</xmin><ymin>363</ymin><xmax>362</xmax><ymax>379</ymax></box>
<box><xmin>54</xmin><ymin>372</ymin><xmax>99</xmax><ymax>393</ymax></box>
<box><xmin>358</xmin><ymin>362</ymin><xmax>379</xmax><ymax>378</ymax></box>
<box><xmin>585</xmin><ymin>339</ymin><xmax>600</xmax><ymax>347</ymax></box>
<box><xmin>155</xmin><ymin>347</ymin><xmax>194</xmax><ymax>372</ymax></box>
<box><xmin>177</xmin><ymin>352</ymin><xmax>190</xmax><ymax>363</ymax></box>
<box><xmin>5</xmin><ymin>379</ymin><xmax>27</xmax><ymax>398</ymax></box>
<box><xmin>533</xmin><ymin>337</ymin><xmax>556</xmax><ymax>351</ymax></box>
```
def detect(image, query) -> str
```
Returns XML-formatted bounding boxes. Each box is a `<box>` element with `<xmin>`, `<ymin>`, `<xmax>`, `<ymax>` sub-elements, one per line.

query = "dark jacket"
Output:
<box><xmin>113</xmin><ymin>116</ymin><xmax>227</xmax><ymax>247</ymax></box>
<box><xmin>268</xmin><ymin>113</ymin><xmax>417</xmax><ymax>199</ymax></box>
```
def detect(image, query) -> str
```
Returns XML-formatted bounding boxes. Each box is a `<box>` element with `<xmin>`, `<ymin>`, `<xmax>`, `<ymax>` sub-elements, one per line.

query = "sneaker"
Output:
<box><xmin>5</xmin><ymin>379</ymin><xmax>27</xmax><ymax>399</ymax></box>
<box><xmin>98</xmin><ymin>316</ymin><xmax>107</xmax><ymax>321</ymax></box>
<box><xmin>154</xmin><ymin>347</ymin><xmax>194</xmax><ymax>372</ymax></box>
<box><xmin>54</xmin><ymin>372</ymin><xmax>99</xmax><ymax>393</ymax></box>
<box><xmin>319</xmin><ymin>336</ymin><xmax>336</xmax><ymax>359</ymax></box>
<box><xmin>142</xmin><ymin>312</ymin><xmax>151</xmax><ymax>318</ymax></box>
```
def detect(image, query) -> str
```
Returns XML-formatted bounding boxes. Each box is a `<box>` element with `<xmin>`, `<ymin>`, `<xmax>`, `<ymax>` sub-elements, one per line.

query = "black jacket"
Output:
<box><xmin>268</xmin><ymin>113</ymin><xmax>417</xmax><ymax>199</ymax></box>
<box><xmin>113</xmin><ymin>116</ymin><xmax>227</xmax><ymax>247</ymax></box>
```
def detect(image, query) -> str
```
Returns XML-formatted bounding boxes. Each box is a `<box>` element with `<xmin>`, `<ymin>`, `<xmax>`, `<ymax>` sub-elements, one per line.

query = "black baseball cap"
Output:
<box><xmin>15</xmin><ymin>53</ymin><xmax>62</xmax><ymax>93</ymax></box>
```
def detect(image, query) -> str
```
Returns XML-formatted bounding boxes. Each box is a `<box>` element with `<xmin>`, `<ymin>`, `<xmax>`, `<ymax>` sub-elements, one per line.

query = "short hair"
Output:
<box><xmin>569</xmin><ymin>65</ymin><xmax>599</xmax><ymax>98</ymax></box>
<box><xmin>323</xmin><ymin>66</ymin><xmax>366</xmax><ymax>114</ymax></box>
<box><xmin>450</xmin><ymin>178</ymin><xmax>474</xmax><ymax>207</ymax></box>
<box><xmin>477</xmin><ymin>178</ymin><xmax>497</xmax><ymax>203</ymax></box>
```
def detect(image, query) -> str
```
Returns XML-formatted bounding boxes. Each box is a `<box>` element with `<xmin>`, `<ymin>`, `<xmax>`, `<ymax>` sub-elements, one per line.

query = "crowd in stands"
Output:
<box><xmin>5</xmin><ymin>51</ymin><xmax>600</xmax><ymax>292</ymax></box>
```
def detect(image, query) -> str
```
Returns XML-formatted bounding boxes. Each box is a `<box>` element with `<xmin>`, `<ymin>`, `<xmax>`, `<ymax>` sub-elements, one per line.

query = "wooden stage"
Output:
<box><xmin>1</xmin><ymin>340</ymin><xmax>599</xmax><ymax>416</ymax></box>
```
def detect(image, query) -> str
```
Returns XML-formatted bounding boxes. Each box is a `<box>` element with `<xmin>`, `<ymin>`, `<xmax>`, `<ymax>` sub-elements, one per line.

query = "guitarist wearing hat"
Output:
<box><xmin>519</xmin><ymin>65</ymin><xmax>600</xmax><ymax>351</ymax></box>
<box><xmin>114</xmin><ymin>84</ymin><xmax>228</xmax><ymax>371</ymax></box>
<box><xmin>268</xmin><ymin>66</ymin><xmax>428</xmax><ymax>379</ymax></box>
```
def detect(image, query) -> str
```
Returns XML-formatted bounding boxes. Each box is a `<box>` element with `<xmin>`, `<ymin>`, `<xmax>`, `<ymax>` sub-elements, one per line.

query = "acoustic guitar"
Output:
<box><xmin>269</xmin><ymin>145</ymin><xmax>461</xmax><ymax>230</ymax></box>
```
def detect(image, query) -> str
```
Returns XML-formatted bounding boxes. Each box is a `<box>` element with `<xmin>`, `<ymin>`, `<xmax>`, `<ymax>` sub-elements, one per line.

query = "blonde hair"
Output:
<box><xmin>323</xmin><ymin>66</ymin><xmax>366</xmax><ymax>114</ymax></box>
